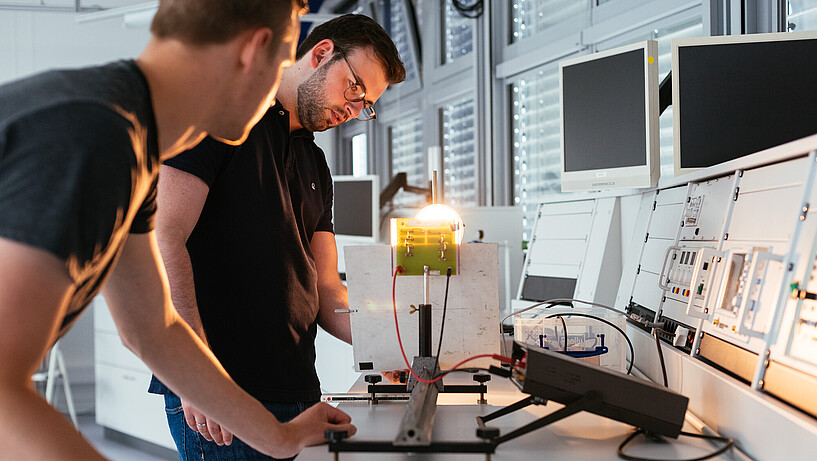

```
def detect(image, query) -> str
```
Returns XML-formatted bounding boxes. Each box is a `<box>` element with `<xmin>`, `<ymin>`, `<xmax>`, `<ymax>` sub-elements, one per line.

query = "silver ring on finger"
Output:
<box><xmin>196</xmin><ymin>423</ymin><xmax>207</xmax><ymax>428</ymax></box>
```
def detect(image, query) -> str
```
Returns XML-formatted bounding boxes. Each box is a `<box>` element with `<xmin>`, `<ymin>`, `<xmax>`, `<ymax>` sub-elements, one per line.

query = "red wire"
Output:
<box><xmin>391</xmin><ymin>266</ymin><xmax>512</xmax><ymax>384</ymax></box>
<box><xmin>392</xmin><ymin>266</ymin><xmax>441</xmax><ymax>383</ymax></box>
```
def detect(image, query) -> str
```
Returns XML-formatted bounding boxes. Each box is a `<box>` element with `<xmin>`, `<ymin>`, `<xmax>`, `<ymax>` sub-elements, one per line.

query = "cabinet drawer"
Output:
<box><xmin>94</xmin><ymin>331</ymin><xmax>150</xmax><ymax>374</ymax></box>
<box><xmin>94</xmin><ymin>364</ymin><xmax>175</xmax><ymax>450</ymax></box>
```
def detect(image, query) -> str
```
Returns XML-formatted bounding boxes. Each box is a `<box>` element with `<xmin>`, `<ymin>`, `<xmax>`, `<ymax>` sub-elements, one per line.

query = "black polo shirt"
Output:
<box><xmin>149</xmin><ymin>103</ymin><xmax>333</xmax><ymax>402</ymax></box>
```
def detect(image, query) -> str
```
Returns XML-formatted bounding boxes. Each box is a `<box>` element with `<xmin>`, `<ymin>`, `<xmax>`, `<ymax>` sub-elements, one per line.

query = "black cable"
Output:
<box><xmin>653</xmin><ymin>329</ymin><xmax>669</xmax><ymax>388</ymax></box>
<box><xmin>556</xmin><ymin>315</ymin><xmax>568</xmax><ymax>352</ymax></box>
<box><xmin>451</xmin><ymin>0</ymin><xmax>483</xmax><ymax>19</ymax></box>
<box><xmin>433</xmin><ymin>267</ymin><xmax>453</xmax><ymax>377</ymax></box>
<box><xmin>543</xmin><ymin>312</ymin><xmax>635</xmax><ymax>375</ymax></box>
<box><xmin>617</xmin><ymin>428</ymin><xmax>734</xmax><ymax>461</ymax></box>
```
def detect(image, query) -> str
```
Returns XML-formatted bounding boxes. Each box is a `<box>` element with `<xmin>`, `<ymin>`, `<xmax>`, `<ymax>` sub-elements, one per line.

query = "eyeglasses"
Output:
<box><xmin>337</xmin><ymin>47</ymin><xmax>376</xmax><ymax>121</ymax></box>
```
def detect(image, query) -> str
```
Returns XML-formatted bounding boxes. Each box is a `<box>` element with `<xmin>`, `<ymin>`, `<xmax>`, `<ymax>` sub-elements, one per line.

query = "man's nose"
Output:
<box><xmin>346</xmin><ymin>100</ymin><xmax>364</xmax><ymax>119</ymax></box>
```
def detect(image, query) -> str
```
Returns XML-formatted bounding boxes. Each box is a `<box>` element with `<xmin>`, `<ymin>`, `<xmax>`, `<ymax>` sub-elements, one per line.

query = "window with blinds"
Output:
<box><xmin>442</xmin><ymin>97</ymin><xmax>478</xmax><ymax>207</ymax></box>
<box><xmin>388</xmin><ymin>0</ymin><xmax>419</xmax><ymax>87</ymax></box>
<box><xmin>510</xmin><ymin>0</ymin><xmax>586</xmax><ymax>43</ymax></box>
<box><xmin>389</xmin><ymin>115</ymin><xmax>426</xmax><ymax>208</ymax></box>
<box><xmin>510</xmin><ymin>66</ymin><xmax>561</xmax><ymax>241</ymax></box>
<box><xmin>788</xmin><ymin>0</ymin><xmax>817</xmax><ymax>31</ymax></box>
<box><xmin>443</xmin><ymin>1</ymin><xmax>474</xmax><ymax>64</ymax></box>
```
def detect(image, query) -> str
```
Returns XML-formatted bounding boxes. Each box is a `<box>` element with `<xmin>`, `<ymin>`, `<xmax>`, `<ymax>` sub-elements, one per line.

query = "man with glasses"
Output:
<box><xmin>148</xmin><ymin>14</ymin><xmax>405</xmax><ymax>460</ymax></box>
<box><xmin>0</xmin><ymin>1</ymin><xmax>364</xmax><ymax>459</ymax></box>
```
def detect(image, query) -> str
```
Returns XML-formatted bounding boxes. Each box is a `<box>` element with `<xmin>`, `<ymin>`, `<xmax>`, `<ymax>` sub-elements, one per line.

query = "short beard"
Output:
<box><xmin>296</xmin><ymin>62</ymin><xmax>331</xmax><ymax>132</ymax></box>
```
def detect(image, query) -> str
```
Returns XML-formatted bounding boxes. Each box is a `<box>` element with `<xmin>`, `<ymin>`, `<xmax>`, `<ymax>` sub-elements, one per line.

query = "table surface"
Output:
<box><xmin>298</xmin><ymin>374</ymin><xmax>732</xmax><ymax>461</ymax></box>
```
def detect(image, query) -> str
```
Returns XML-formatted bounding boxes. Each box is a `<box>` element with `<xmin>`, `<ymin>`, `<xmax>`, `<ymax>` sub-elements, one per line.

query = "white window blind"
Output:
<box><xmin>389</xmin><ymin>0</ymin><xmax>419</xmax><ymax>86</ymax></box>
<box><xmin>390</xmin><ymin>115</ymin><xmax>426</xmax><ymax>208</ymax></box>
<box><xmin>511</xmin><ymin>0</ymin><xmax>586</xmax><ymax>43</ymax></box>
<box><xmin>510</xmin><ymin>66</ymin><xmax>561</xmax><ymax>241</ymax></box>
<box><xmin>443</xmin><ymin>1</ymin><xmax>474</xmax><ymax>64</ymax></box>
<box><xmin>442</xmin><ymin>97</ymin><xmax>478</xmax><ymax>207</ymax></box>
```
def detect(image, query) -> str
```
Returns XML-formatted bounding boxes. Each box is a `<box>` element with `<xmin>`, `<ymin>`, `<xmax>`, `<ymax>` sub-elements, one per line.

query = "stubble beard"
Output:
<box><xmin>296</xmin><ymin>65</ymin><xmax>331</xmax><ymax>132</ymax></box>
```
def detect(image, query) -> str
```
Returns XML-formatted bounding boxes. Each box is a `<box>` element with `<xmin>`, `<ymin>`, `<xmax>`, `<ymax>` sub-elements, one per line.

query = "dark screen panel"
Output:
<box><xmin>333</xmin><ymin>180</ymin><xmax>374</xmax><ymax>237</ymax></box>
<box><xmin>520</xmin><ymin>275</ymin><xmax>577</xmax><ymax>302</ymax></box>
<box><xmin>678</xmin><ymin>39</ymin><xmax>817</xmax><ymax>169</ymax></box>
<box><xmin>563</xmin><ymin>48</ymin><xmax>647</xmax><ymax>172</ymax></box>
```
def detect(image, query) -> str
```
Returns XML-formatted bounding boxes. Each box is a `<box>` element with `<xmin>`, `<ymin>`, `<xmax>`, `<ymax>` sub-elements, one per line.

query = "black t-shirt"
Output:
<box><xmin>0</xmin><ymin>61</ymin><xmax>159</xmax><ymax>337</ymax></box>
<box><xmin>149</xmin><ymin>104</ymin><xmax>333</xmax><ymax>402</ymax></box>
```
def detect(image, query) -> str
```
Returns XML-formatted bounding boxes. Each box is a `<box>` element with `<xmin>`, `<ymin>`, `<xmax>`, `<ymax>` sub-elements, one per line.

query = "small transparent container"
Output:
<box><xmin>514</xmin><ymin>306</ymin><xmax>627</xmax><ymax>373</ymax></box>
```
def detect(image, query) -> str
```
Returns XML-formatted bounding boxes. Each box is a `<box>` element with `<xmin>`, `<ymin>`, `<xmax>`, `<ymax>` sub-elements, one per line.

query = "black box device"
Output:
<box><xmin>512</xmin><ymin>341</ymin><xmax>689</xmax><ymax>438</ymax></box>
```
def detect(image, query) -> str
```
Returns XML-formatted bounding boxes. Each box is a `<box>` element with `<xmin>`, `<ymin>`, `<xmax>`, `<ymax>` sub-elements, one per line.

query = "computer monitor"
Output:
<box><xmin>672</xmin><ymin>31</ymin><xmax>817</xmax><ymax>176</ymax></box>
<box><xmin>559</xmin><ymin>40</ymin><xmax>660</xmax><ymax>192</ymax></box>
<box><xmin>333</xmin><ymin>175</ymin><xmax>380</xmax><ymax>274</ymax></box>
<box><xmin>333</xmin><ymin>175</ymin><xmax>379</xmax><ymax>242</ymax></box>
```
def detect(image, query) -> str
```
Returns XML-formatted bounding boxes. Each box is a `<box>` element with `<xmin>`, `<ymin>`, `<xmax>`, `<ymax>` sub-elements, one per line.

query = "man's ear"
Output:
<box><xmin>309</xmin><ymin>39</ymin><xmax>335</xmax><ymax>69</ymax></box>
<box><xmin>239</xmin><ymin>27</ymin><xmax>274</xmax><ymax>74</ymax></box>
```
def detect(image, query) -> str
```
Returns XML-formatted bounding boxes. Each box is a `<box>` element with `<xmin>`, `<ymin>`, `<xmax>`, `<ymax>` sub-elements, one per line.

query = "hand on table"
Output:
<box><xmin>275</xmin><ymin>402</ymin><xmax>357</xmax><ymax>458</ymax></box>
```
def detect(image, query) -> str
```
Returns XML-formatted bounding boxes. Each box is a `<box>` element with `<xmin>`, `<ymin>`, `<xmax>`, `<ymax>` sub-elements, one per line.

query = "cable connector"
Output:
<box><xmin>491</xmin><ymin>354</ymin><xmax>515</xmax><ymax>364</ymax></box>
<box><xmin>488</xmin><ymin>365</ymin><xmax>511</xmax><ymax>378</ymax></box>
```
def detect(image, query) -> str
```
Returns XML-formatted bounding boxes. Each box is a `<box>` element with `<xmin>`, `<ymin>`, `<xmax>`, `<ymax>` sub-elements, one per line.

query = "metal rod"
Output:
<box><xmin>394</xmin><ymin>379</ymin><xmax>439</xmax><ymax>446</ymax></box>
<box><xmin>431</xmin><ymin>171</ymin><xmax>436</xmax><ymax>204</ymax></box>
<box><xmin>423</xmin><ymin>265</ymin><xmax>429</xmax><ymax>304</ymax></box>
<box><xmin>419</xmin><ymin>304</ymin><xmax>432</xmax><ymax>357</ymax></box>
<box><xmin>420</xmin><ymin>266</ymin><xmax>432</xmax><ymax>357</ymax></box>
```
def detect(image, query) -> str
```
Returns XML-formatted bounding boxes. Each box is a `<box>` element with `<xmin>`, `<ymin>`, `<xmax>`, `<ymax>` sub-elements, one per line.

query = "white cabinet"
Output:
<box><xmin>93</xmin><ymin>298</ymin><xmax>175</xmax><ymax>450</ymax></box>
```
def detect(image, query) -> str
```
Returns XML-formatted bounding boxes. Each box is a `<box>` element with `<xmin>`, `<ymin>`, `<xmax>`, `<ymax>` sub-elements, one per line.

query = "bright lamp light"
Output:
<box><xmin>415</xmin><ymin>204</ymin><xmax>464</xmax><ymax>244</ymax></box>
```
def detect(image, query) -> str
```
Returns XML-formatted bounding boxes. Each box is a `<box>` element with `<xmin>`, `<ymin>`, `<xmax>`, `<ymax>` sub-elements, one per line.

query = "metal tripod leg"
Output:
<box><xmin>44</xmin><ymin>340</ymin><xmax>78</xmax><ymax>428</ymax></box>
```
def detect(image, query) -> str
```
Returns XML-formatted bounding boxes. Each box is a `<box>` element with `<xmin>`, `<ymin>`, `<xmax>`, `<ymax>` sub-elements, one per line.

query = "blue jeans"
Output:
<box><xmin>163</xmin><ymin>393</ymin><xmax>317</xmax><ymax>461</ymax></box>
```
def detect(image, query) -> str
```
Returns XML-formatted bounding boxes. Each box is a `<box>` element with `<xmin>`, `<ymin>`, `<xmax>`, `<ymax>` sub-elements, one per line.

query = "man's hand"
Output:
<box><xmin>275</xmin><ymin>402</ymin><xmax>357</xmax><ymax>458</ymax></box>
<box><xmin>182</xmin><ymin>399</ymin><xmax>233</xmax><ymax>446</ymax></box>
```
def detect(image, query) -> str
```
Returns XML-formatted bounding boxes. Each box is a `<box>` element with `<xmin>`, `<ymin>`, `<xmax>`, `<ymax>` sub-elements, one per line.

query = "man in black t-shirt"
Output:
<box><xmin>0</xmin><ymin>1</ymin><xmax>357</xmax><ymax>459</ymax></box>
<box><xmin>149</xmin><ymin>15</ymin><xmax>406</xmax><ymax>460</ymax></box>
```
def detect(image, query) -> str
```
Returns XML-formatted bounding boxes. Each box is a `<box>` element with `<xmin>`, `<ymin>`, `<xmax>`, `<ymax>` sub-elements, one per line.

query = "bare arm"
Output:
<box><xmin>155</xmin><ymin>164</ymin><xmax>235</xmax><ymax>444</ymax></box>
<box><xmin>313</xmin><ymin>231</ymin><xmax>351</xmax><ymax>344</ymax></box>
<box><xmin>0</xmin><ymin>238</ymin><xmax>105</xmax><ymax>460</ymax></box>
<box><xmin>102</xmin><ymin>232</ymin><xmax>355</xmax><ymax>458</ymax></box>
<box><xmin>156</xmin><ymin>165</ymin><xmax>209</xmax><ymax>342</ymax></box>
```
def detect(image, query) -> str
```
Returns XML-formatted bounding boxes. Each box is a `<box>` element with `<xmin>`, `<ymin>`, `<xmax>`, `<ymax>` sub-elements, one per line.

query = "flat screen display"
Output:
<box><xmin>559</xmin><ymin>40</ymin><xmax>659</xmax><ymax>192</ymax></box>
<box><xmin>562</xmin><ymin>48</ymin><xmax>647</xmax><ymax>172</ymax></box>
<box><xmin>674</xmin><ymin>32</ymin><xmax>817</xmax><ymax>174</ymax></box>
<box><xmin>333</xmin><ymin>176</ymin><xmax>377</xmax><ymax>238</ymax></box>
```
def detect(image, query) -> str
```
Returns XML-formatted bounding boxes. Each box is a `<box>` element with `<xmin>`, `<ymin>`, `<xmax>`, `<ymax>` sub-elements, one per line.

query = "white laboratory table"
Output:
<box><xmin>299</xmin><ymin>373</ymin><xmax>732</xmax><ymax>460</ymax></box>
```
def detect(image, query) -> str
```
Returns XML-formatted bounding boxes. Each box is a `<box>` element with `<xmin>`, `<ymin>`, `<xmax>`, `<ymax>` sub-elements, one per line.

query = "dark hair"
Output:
<box><xmin>296</xmin><ymin>14</ymin><xmax>406</xmax><ymax>85</ymax></box>
<box><xmin>151</xmin><ymin>0</ymin><xmax>308</xmax><ymax>45</ymax></box>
